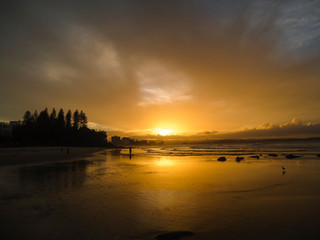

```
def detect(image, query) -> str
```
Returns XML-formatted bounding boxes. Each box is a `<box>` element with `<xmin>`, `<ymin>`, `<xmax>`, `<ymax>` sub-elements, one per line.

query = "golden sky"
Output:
<box><xmin>1</xmin><ymin>0</ymin><xmax>320</xmax><ymax>138</ymax></box>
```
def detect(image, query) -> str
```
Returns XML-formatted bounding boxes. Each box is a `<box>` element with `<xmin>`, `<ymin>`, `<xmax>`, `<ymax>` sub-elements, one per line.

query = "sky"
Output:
<box><xmin>1</xmin><ymin>0</ymin><xmax>320</xmax><ymax>139</ymax></box>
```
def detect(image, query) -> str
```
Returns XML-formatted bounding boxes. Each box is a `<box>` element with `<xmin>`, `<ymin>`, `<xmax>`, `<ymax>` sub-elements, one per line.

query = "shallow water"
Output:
<box><xmin>1</xmin><ymin>144</ymin><xmax>320</xmax><ymax>239</ymax></box>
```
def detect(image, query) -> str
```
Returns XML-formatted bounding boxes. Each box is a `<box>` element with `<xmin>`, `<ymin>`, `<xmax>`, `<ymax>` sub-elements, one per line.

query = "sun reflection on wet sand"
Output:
<box><xmin>154</xmin><ymin>157</ymin><xmax>176</xmax><ymax>167</ymax></box>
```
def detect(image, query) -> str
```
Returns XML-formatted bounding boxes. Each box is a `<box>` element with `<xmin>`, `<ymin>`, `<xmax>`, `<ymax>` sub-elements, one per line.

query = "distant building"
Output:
<box><xmin>0</xmin><ymin>121</ymin><xmax>21</xmax><ymax>137</ymax></box>
<box><xmin>9</xmin><ymin>121</ymin><xmax>22</xmax><ymax>126</ymax></box>
<box><xmin>111</xmin><ymin>136</ymin><xmax>121</xmax><ymax>145</ymax></box>
<box><xmin>139</xmin><ymin>140</ymin><xmax>148</xmax><ymax>145</ymax></box>
<box><xmin>0</xmin><ymin>122</ymin><xmax>10</xmax><ymax>137</ymax></box>
<box><xmin>122</xmin><ymin>137</ymin><xmax>134</xmax><ymax>145</ymax></box>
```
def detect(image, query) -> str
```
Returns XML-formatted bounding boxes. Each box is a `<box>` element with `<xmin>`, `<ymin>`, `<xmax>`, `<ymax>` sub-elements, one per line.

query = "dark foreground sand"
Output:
<box><xmin>0</xmin><ymin>147</ymin><xmax>105</xmax><ymax>166</ymax></box>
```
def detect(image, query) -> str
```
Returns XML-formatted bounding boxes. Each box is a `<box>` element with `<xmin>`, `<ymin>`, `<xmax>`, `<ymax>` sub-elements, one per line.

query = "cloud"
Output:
<box><xmin>197</xmin><ymin>130</ymin><xmax>219</xmax><ymax>135</ymax></box>
<box><xmin>215</xmin><ymin>118</ymin><xmax>320</xmax><ymax>139</ymax></box>
<box><xmin>110</xmin><ymin>118</ymin><xmax>320</xmax><ymax>140</ymax></box>
<box><xmin>1</xmin><ymin>0</ymin><xmax>320</xmax><ymax>133</ymax></box>
<box><xmin>136</xmin><ymin>62</ymin><xmax>192</xmax><ymax>105</ymax></box>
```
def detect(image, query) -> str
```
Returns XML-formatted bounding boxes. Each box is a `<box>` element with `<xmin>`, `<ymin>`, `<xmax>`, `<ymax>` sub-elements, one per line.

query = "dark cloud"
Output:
<box><xmin>215</xmin><ymin>118</ymin><xmax>320</xmax><ymax>139</ymax></box>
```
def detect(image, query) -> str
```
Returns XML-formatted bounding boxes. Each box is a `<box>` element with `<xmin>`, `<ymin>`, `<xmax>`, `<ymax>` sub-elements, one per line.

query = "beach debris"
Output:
<box><xmin>268</xmin><ymin>154</ymin><xmax>278</xmax><ymax>157</ymax></box>
<box><xmin>249</xmin><ymin>155</ymin><xmax>259</xmax><ymax>159</ymax></box>
<box><xmin>282</xmin><ymin>171</ymin><xmax>286</xmax><ymax>175</ymax></box>
<box><xmin>217</xmin><ymin>157</ymin><xmax>226</xmax><ymax>162</ymax></box>
<box><xmin>285</xmin><ymin>154</ymin><xmax>301</xmax><ymax>159</ymax></box>
<box><xmin>155</xmin><ymin>231</ymin><xmax>194</xmax><ymax>240</ymax></box>
<box><xmin>236</xmin><ymin>157</ymin><xmax>244</xmax><ymax>162</ymax></box>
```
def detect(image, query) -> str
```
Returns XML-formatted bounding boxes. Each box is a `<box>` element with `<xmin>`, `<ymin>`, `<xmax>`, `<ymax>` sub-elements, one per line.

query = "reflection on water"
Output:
<box><xmin>18</xmin><ymin>160</ymin><xmax>91</xmax><ymax>191</ymax></box>
<box><xmin>1</xmin><ymin>144</ymin><xmax>320</xmax><ymax>239</ymax></box>
<box><xmin>155</xmin><ymin>157</ymin><xmax>176</xmax><ymax>167</ymax></box>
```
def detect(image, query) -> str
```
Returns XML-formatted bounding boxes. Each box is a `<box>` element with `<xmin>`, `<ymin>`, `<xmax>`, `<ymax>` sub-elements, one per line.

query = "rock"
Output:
<box><xmin>156</xmin><ymin>231</ymin><xmax>194</xmax><ymax>240</ymax></box>
<box><xmin>236</xmin><ymin>157</ymin><xmax>244</xmax><ymax>162</ymax></box>
<box><xmin>217</xmin><ymin>157</ymin><xmax>226</xmax><ymax>162</ymax></box>
<box><xmin>285</xmin><ymin>154</ymin><xmax>301</xmax><ymax>159</ymax></box>
<box><xmin>249</xmin><ymin>155</ymin><xmax>259</xmax><ymax>159</ymax></box>
<box><xmin>268</xmin><ymin>154</ymin><xmax>278</xmax><ymax>157</ymax></box>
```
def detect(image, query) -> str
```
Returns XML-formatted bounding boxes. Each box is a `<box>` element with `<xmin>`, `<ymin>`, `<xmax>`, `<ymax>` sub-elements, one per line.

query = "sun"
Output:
<box><xmin>155</xmin><ymin>128</ymin><xmax>174</xmax><ymax>136</ymax></box>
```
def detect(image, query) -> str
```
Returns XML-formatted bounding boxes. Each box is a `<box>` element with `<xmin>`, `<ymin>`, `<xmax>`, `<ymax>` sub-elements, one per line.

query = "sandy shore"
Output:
<box><xmin>0</xmin><ymin>147</ymin><xmax>105</xmax><ymax>166</ymax></box>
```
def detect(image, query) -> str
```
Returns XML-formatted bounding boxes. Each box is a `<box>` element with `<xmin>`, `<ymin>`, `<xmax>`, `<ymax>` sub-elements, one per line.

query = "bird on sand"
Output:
<box><xmin>282</xmin><ymin>165</ymin><xmax>286</xmax><ymax>170</ymax></box>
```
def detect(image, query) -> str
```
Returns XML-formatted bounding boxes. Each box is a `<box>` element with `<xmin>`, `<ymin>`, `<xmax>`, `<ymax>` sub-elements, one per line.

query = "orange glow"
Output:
<box><xmin>155</xmin><ymin>157</ymin><xmax>175</xmax><ymax>166</ymax></box>
<box><xmin>154</xmin><ymin>128</ymin><xmax>174</xmax><ymax>136</ymax></box>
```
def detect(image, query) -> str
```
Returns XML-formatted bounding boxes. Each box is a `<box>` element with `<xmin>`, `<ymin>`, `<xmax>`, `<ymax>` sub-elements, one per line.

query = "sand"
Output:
<box><xmin>0</xmin><ymin>147</ymin><xmax>105</xmax><ymax>166</ymax></box>
<box><xmin>1</xmin><ymin>144</ymin><xmax>320</xmax><ymax>239</ymax></box>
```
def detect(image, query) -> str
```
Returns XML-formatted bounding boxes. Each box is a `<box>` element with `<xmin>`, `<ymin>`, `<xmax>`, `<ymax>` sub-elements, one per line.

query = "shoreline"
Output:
<box><xmin>0</xmin><ymin>147</ymin><xmax>106</xmax><ymax>167</ymax></box>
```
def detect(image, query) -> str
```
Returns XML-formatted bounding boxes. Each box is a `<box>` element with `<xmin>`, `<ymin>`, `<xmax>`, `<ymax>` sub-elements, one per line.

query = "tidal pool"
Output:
<box><xmin>1</xmin><ymin>145</ymin><xmax>320</xmax><ymax>239</ymax></box>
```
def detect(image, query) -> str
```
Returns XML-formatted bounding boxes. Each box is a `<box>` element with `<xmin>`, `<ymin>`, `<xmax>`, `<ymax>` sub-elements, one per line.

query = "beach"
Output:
<box><xmin>0</xmin><ymin>147</ymin><xmax>104</xmax><ymax>166</ymax></box>
<box><xmin>1</xmin><ymin>143</ymin><xmax>320</xmax><ymax>239</ymax></box>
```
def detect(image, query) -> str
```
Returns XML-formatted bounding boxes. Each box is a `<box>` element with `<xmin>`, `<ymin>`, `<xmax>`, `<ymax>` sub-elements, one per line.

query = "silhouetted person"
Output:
<box><xmin>129</xmin><ymin>147</ymin><xmax>132</xmax><ymax>158</ymax></box>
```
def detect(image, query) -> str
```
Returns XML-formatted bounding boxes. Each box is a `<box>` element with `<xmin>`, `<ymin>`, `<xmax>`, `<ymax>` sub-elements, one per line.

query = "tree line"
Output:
<box><xmin>13</xmin><ymin>108</ymin><xmax>112</xmax><ymax>147</ymax></box>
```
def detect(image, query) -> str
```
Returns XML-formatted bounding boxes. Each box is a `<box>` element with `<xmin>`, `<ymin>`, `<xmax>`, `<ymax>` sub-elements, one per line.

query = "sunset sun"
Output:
<box><xmin>155</xmin><ymin>128</ymin><xmax>174</xmax><ymax>136</ymax></box>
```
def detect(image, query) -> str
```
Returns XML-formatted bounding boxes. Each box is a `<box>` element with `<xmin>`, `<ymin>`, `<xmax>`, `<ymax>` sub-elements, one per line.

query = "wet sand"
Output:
<box><xmin>1</xmin><ymin>145</ymin><xmax>320</xmax><ymax>239</ymax></box>
<box><xmin>0</xmin><ymin>147</ymin><xmax>104</xmax><ymax>166</ymax></box>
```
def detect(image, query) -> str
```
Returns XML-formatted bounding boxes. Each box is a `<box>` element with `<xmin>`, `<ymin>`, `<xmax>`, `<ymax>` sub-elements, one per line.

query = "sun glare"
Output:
<box><xmin>155</xmin><ymin>128</ymin><xmax>174</xmax><ymax>136</ymax></box>
<box><xmin>155</xmin><ymin>157</ymin><xmax>175</xmax><ymax>166</ymax></box>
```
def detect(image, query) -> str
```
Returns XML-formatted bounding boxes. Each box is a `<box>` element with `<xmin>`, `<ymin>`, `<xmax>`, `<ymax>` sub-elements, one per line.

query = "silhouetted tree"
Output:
<box><xmin>23</xmin><ymin>111</ymin><xmax>32</xmax><ymax>125</ymax></box>
<box><xmin>73</xmin><ymin>109</ymin><xmax>79</xmax><ymax>129</ymax></box>
<box><xmin>49</xmin><ymin>108</ymin><xmax>57</xmax><ymax>124</ymax></box>
<box><xmin>65</xmin><ymin>110</ymin><xmax>72</xmax><ymax>128</ymax></box>
<box><xmin>37</xmin><ymin>108</ymin><xmax>50</xmax><ymax>127</ymax></box>
<box><xmin>36</xmin><ymin>108</ymin><xmax>50</xmax><ymax>143</ymax></box>
<box><xmin>33</xmin><ymin>110</ymin><xmax>38</xmax><ymax>119</ymax></box>
<box><xmin>79</xmin><ymin>111</ymin><xmax>88</xmax><ymax>128</ymax></box>
<box><xmin>18</xmin><ymin>110</ymin><xmax>35</xmax><ymax>143</ymax></box>
<box><xmin>11</xmin><ymin>107</ymin><xmax>112</xmax><ymax>147</ymax></box>
<box><xmin>56</xmin><ymin>109</ymin><xmax>65</xmax><ymax>129</ymax></box>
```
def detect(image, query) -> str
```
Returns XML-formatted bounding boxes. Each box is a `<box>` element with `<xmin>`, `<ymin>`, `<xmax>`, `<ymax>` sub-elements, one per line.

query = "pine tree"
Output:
<box><xmin>32</xmin><ymin>110</ymin><xmax>38</xmax><ymax>123</ymax></box>
<box><xmin>37</xmin><ymin>108</ymin><xmax>50</xmax><ymax>127</ymax></box>
<box><xmin>36</xmin><ymin>108</ymin><xmax>50</xmax><ymax>142</ymax></box>
<box><xmin>65</xmin><ymin>110</ymin><xmax>72</xmax><ymax>128</ymax></box>
<box><xmin>56</xmin><ymin>108</ymin><xmax>65</xmax><ymax>129</ymax></box>
<box><xmin>79</xmin><ymin>110</ymin><xmax>88</xmax><ymax>128</ymax></box>
<box><xmin>23</xmin><ymin>111</ymin><xmax>32</xmax><ymax>125</ymax></box>
<box><xmin>73</xmin><ymin>109</ymin><xmax>79</xmax><ymax>129</ymax></box>
<box><xmin>49</xmin><ymin>108</ymin><xmax>57</xmax><ymax>124</ymax></box>
<box><xmin>33</xmin><ymin>110</ymin><xmax>38</xmax><ymax>119</ymax></box>
<box><xmin>13</xmin><ymin>107</ymin><xmax>109</xmax><ymax>147</ymax></box>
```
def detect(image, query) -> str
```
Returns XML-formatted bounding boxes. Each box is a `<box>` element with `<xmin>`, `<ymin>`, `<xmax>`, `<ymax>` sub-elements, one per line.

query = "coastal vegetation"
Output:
<box><xmin>3</xmin><ymin>108</ymin><xmax>111</xmax><ymax>147</ymax></box>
